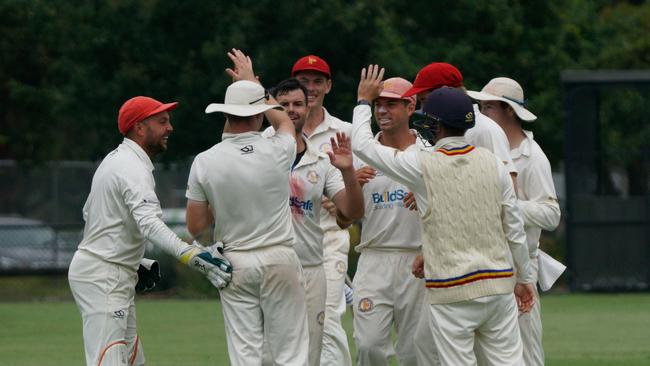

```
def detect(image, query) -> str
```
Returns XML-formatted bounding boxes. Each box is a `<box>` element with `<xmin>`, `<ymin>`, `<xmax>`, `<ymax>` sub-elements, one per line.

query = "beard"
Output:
<box><xmin>144</xmin><ymin>133</ymin><xmax>168</xmax><ymax>157</ymax></box>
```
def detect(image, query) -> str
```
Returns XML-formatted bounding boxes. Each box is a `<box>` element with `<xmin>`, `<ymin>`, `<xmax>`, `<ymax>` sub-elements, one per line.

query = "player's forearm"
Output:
<box><xmin>136</xmin><ymin>214</ymin><xmax>188</xmax><ymax>259</ymax></box>
<box><xmin>518</xmin><ymin>199</ymin><xmax>561</xmax><ymax>231</ymax></box>
<box><xmin>265</xmin><ymin>96</ymin><xmax>295</xmax><ymax>139</ymax></box>
<box><xmin>337</xmin><ymin>167</ymin><xmax>364</xmax><ymax>220</ymax></box>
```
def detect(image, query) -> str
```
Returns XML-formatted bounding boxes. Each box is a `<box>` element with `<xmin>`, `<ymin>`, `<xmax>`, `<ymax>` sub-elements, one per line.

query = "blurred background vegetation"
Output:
<box><xmin>2</xmin><ymin>0</ymin><xmax>649</xmax><ymax>166</ymax></box>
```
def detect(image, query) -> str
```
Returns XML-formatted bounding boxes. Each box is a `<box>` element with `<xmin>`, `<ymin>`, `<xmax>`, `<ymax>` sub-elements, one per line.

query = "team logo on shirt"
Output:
<box><xmin>358</xmin><ymin>298</ymin><xmax>374</xmax><ymax>313</ymax></box>
<box><xmin>319</xmin><ymin>142</ymin><xmax>332</xmax><ymax>153</ymax></box>
<box><xmin>290</xmin><ymin>196</ymin><xmax>315</xmax><ymax>218</ymax></box>
<box><xmin>335</xmin><ymin>260</ymin><xmax>347</xmax><ymax>274</ymax></box>
<box><xmin>240</xmin><ymin>145</ymin><xmax>254</xmax><ymax>154</ymax></box>
<box><xmin>317</xmin><ymin>311</ymin><xmax>325</xmax><ymax>325</ymax></box>
<box><xmin>113</xmin><ymin>309</ymin><xmax>125</xmax><ymax>319</ymax></box>
<box><xmin>307</xmin><ymin>170</ymin><xmax>320</xmax><ymax>184</ymax></box>
<box><xmin>371</xmin><ymin>189</ymin><xmax>407</xmax><ymax>210</ymax></box>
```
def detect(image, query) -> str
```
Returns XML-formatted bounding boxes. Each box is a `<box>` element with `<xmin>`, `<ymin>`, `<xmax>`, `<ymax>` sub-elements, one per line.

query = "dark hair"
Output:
<box><xmin>270</xmin><ymin>78</ymin><xmax>308</xmax><ymax>104</ymax></box>
<box><xmin>224</xmin><ymin>113</ymin><xmax>256</xmax><ymax>124</ymax></box>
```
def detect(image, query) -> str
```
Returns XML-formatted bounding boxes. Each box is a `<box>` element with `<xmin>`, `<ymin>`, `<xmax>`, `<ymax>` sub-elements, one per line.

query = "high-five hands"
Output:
<box><xmin>225</xmin><ymin>48</ymin><xmax>257</xmax><ymax>83</ymax></box>
<box><xmin>327</xmin><ymin>132</ymin><xmax>354</xmax><ymax>171</ymax></box>
<box><xmin>357</xmin><ymin>64</ymin><xmax>385</xmax><ymax>103</ymax></box>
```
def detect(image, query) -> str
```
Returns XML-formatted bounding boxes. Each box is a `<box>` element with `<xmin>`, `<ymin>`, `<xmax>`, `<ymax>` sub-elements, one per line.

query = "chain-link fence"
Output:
<box><xmin>0</xmin><ymin>160</ymin><xmax>191</xmax><ymax>274</ymax></box>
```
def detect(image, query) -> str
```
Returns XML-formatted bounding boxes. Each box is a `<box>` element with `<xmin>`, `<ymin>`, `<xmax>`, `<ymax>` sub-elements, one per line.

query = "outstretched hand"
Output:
<box><xmin>225</xmin><ymin>48</ymin><xmax>257</xmax><ymax>83</ymax></box>
<box><xmin>327</xmin><ymin>132</ymin><xmax>353</xmax><ymax>171</ymax></box>
<box><xmin>357</xmin><ymin>64</ymin><xmax>385</xmax><ymax>103</ymax></box>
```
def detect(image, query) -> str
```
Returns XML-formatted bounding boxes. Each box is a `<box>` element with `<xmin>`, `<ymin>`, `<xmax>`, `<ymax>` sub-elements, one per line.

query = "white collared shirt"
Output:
<box><xmin>186</xmin><ymin>131</ymin><xmax>297</xmax><ymax>252</ymax></box>
<box><xmin>76</xmin><ymin>138</ymin><xmax>187</xmax><ymax>272</ymax></box>
<box><xmin>511</xmin><ymin>130</ymin><xmax>561</xmax><ymax>257</ymax></box>
<box><xmin>351</xmin><ymin>104</ymin><xmax>532</xmax><ymax>282</ymax></box>
<box><xmin>289</xmin><ymin>138</ymin><xmax>345</xmax><ymax>266</ymax></box>
<box><xmin>466</xmin><ymin>105</ymin><xmax>518</xmax><ymax>175</ymax></box>
<box><xmin>354</xmin><ymin>130</ymin><xmax>430</xmax><ymax>252</ymax></box>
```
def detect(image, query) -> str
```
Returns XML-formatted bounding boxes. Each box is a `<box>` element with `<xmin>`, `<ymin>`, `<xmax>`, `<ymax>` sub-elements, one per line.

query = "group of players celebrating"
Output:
<box><xmin>68</xmin><ymin>48</ymin><xmax>561</xmax><ymax>366</ymax></box>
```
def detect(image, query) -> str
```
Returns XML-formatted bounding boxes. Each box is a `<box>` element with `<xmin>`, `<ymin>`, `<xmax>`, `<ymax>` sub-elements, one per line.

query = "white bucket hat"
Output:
<box><xmin>467</xmin><ymin>77</ymin><xmax>537</xmax><ymax>122</ymax></box>
<box><xmin>205</xmin><ymin>80</ymin><xmax>282</xmax><ymax>117</ymax></box>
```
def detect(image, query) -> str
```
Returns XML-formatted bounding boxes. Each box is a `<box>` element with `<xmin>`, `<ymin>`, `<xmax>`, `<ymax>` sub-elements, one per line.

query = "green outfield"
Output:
<box><xmin>1</xmin><ymin>294</ymin><xmax>649</xmax><ymax>366</ymax></box>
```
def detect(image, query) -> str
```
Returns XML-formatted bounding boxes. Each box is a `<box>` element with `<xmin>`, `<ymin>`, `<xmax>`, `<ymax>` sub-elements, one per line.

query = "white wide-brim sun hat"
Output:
<box><xmin>205</xmin><ymin>80</ymin><xmax>282</xmax><ymax>117</ymax></box>
<box><xmin>467</xmin><ymin>77</ymin><xmax>537</xmax><ymax>122</ymax></box>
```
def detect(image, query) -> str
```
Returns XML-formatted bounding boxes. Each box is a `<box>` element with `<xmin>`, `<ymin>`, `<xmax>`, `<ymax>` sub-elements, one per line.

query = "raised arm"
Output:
<box><xmin>351</xmin><ymin>65</ymin><xmax>423</xmax><ymax>189</ymax></box>
<box><xmin>328</xmin><ymin>132</ymin><xmax>364</xmax><ymax>221</ymax></box>
<box><xmin>225</xmin><ymin>48</ymin><xmax>295</xmax><ymax>139</ymax></box>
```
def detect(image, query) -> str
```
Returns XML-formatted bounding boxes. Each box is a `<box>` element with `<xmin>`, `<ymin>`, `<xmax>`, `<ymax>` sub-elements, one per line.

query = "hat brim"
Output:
<box><xmin>205</xmin><ymin>103</ymin><xmax>282</xmax><ymax>117</ymax></box>
<box><xmin>466</xmin><ymin>90</ymin><xmax>537</xmax><ymax>122</ymax></box>
<box><xmin>379</xmin><ymin>91</ymin><xmax>415</xmax><ymax>101</ymax></box>
<box><xmin>291</xmin><ymin>66</ymin><xmax>331</xmax><ymax>78</ymax></box>
<box><xmin>146</xmin><ymin>102</ymin><xmax>178</xmax><ymax>119</ymax></box>
<box><xmin>401</xmin><ymin>86</ymin><xmax>431</xmax><ymax>98</ymax></box>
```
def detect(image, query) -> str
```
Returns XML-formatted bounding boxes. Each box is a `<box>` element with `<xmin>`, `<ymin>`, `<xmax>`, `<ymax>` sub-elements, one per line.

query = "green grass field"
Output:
<box><xmin>1</xmin><ymin>294</ymin><xmax>649</xmax><ymax>365</ymax></box>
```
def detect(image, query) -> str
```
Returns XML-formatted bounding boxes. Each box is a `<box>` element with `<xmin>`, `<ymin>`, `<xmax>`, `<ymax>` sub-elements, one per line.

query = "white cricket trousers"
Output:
<box><xmin>68</xmin><ymin>250</ymin><xmax>145</xmax><ymax>366</ymax></box>
<box><xmin>519</xmin><ymin>256</ymin><xmax>543</xmax><ymax>366</ymax></box>
<box><xmin>320</xmin><ymin>229</ymin><xmax>352</xmax><ymax>366</ymax></box>
<box><xmin>425</xmin><ymin>293</ymin><xmax>524</xmax><ymax>366</ymax></box>
<box><xmin>353</xmin><ymin>250</ymin><xmax>437</xmax><ymax>366</ymax></box>
<box><xmin>220</xmin><ymin>245</ymin><xmax>309</xmax><ymax>366</ymax></box>
<box><xmin>303</xmin><ymin>264</ymin><xmax>328</xmax><ymax>366</ymax></box>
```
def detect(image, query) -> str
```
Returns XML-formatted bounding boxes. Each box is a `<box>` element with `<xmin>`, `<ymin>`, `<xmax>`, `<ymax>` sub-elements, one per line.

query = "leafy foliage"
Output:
<box><xmin>1</xmin><ymin>0</ymin><xmax>649</xmax><ymax>165</ymax></box>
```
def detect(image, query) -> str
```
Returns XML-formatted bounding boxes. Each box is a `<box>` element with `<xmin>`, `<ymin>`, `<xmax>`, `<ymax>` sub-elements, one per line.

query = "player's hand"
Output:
<box><xmin>136</xmin><ymin>258</ymin><xmax>160</xmax><ymax>292</ymax></box>
<box><xmin>357</xmin><ymin>64</ymin><xmax>385</xmax><ymax>103</ymax></box>
<box><xmin>322</xmin><ymin>196</ymin><xmax>337</xmax><ymax>217</ymax></box>
<box><xmin>514</xmin><ymin>282</ymin><xmax>536</xmax><ymax>313</ymax></box>
<box><xmin>403</xmin><ymin>192</ymin><xmax>418</xmax><ymax>211</ymax></box>
<box><xmin>412</xmin><ymin>253</ymin><xmax>425</xmax><ymax>279</ymax></box>
<box><xmin>327</xmin><ymin>132</ymin><xmax>353</xmax><ymax>171</ymax></box>
<box><xmin>356</xmin><ymin>166</ymin><xmax>376</xmax><ymax>187</ymax></box>
<box><xmin>179</xmin><ymin>242</ymin><xmax>233</xmax><ymax>289</ymax></box>
<box><xmin>343</xmin><ymin>283</ymin><xmax>354</xmax><ymax>306</ymax></box>
<box><xmin>225</xmin><ymin>48</ymin><xmax>257</xmax><ymax>83</ymax></box>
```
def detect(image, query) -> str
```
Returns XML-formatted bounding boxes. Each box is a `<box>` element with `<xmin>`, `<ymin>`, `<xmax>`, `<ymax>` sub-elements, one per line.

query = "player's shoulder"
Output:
<box><xmin>325</xmin><ymin>110</ymin><xmax>352</xmax><ymax>132</ymax></box>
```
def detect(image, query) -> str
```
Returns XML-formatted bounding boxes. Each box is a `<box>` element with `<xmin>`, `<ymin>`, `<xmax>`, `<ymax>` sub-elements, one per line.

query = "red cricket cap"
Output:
<box><xmin>291</xmin><ymin>55</ymin><xmax>331</xmax><ymax>78</ymax></box>
<box><xmin>118</xmin><ymin>96</ymin><xmax>178</xmax><ymax>135</ymax></box>
<box><xmin>402</xmin><ymin>62</ymin><xmax>463</xmax><ymax>98</ymax></box>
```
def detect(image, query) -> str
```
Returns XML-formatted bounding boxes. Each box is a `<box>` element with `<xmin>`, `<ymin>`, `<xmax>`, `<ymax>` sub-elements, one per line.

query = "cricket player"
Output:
<box><xmin>351</xmin><ymin>77</ymin><xmax>439</xmax><ymax>366</ymax></box>
<box><xmin>468</xmin><ymin>77</ymin><xmax>561</xmax><ymax>366</ymax></box>
<box><xmin>68</xmin><ymin>96</ymin><xmax>232</xmax><ymax>366</ymax></box>
<box><xmin>185</xmin><ymin>49</ymin><xmax>308</xmax><ymax>366</ymax></box>
<box><xmin>352</xmin><ymin>65</ymin><xmax>536</xmax><ymax>366</ymax></box>
<box><xmin>262</xmin><ymin>78</ymin><xmax>364</xmax><ymax>365</ymax></box>
<box><xmin>402</xmin><ymin>62</ymin><xmax>518</xmax><ymax>187</ymax></box>
<box><xmin>291</xmin><ymin>54</ymin><xmax>354</xmax><ymax>366</ymax></box>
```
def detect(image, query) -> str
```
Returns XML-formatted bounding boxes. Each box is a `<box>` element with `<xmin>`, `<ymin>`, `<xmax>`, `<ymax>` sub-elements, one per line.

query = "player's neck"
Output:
<box><xmin>379</xmin><ymin>126</ymin><xmax>416</xmax><ymax>151</ymax></box>
<box><xmin>303</xmin><ymin>106</ymin><xmax>325</xmax><ymax>137</ymax></box>
<box><xmin>502</xmin><ymin>119</ymin><xmax>527</xmax><ymax>150</ymax></box>
<box><xmin>296</xmin><ymin>133</ymin><xmax>307</xmax><ymax>153</ymax></box>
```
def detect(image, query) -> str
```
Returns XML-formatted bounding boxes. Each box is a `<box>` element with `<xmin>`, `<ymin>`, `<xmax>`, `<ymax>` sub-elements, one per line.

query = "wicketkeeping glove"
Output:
<box><xmin>136</xmin><ymin>258</ymin><xmax>161</xmax><ymax>292</ymax></box>
<box><xmin>179</xmin><ymin>241</ymin><xmax>233</xmax><ymax>289</ymax></box>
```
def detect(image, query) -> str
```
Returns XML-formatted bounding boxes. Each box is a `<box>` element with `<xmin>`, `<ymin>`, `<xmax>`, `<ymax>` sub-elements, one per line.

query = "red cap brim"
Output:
<box><xmin>401</xmin><ymin>86</ymin><xmax>431</xmax><ymax>98</ymax></box>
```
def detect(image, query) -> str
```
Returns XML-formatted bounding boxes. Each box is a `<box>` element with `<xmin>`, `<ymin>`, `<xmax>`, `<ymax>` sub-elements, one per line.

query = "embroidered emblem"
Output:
<box><xmin>307</xmin><ymin>170</ymin><xmax>320</xmax><ymax>184</ymax></box>
<box><xmin>317</xmin><ymin>311</ymin><xmax>325</xmax><ymax>325</ymax></box>
<box><xmin>358</xmin><ymin>298</ymin><xmax>374</xmax><ymax>313</ymax></box>
<box><xmin>319</xmin><ymin>142</ymin><xmax>332</xmax><ymax>153</ymax></box>
<box><xmin>335</xmin><ymin>260</ymin><xmax>346</xmax><ymax>274</ymax></box>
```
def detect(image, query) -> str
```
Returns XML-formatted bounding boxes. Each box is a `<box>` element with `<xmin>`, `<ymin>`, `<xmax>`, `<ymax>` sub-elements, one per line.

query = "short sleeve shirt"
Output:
<box><xmin>186</xmin><ymin>131</ymin><xmax>297</xmax><ymax>252</ymax></box>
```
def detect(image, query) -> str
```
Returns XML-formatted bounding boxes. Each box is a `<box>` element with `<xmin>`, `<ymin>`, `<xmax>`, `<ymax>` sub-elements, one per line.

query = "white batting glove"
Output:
<box><xmin>179</xmin><ymin>242</ymin><xmax>233</xmax><ymax>289</ymax></box>
<box><xmin>344</xmin><ymin>283</ymin><xmax>354</xmax><ymax>305</ymax></box>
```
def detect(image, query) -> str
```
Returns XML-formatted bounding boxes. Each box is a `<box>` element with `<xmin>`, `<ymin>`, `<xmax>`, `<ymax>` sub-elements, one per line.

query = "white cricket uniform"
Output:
<box><xmin>291</xmin><ymin>137</ymin><xmax>346</xmax><ymax>366</ymax></box>
<box><xmin>466</xmin><ymin>106</ymin><xmax>518</xmax><ymax>176</ymax></box>
<box><xmin>68</xmin><ymin>138</ymin><xmax>190</xmax><ymax>366</ymax></box>
<box><xmin>511</xmin><ymin>130</ymin><xmax>561</xmax><ymax>366</ymax></box>
<box><xmin>302</xmin><ymin>108</ymin><xmax>354</xmax><ymax>366</ymax></box>
<box><xmin>186</xmin><ymin>131</ymin><xmax>309</xmax><ymax>366</ymax></box>
<box><xmin>352</xmin><ymin>131</ymin><xmax>439</xmax><ymax>366</ymax></box>
<box><xmin>352</xmin><ymin>105</ymin><xmax>533</xmax><ymax>366</ymax></box>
